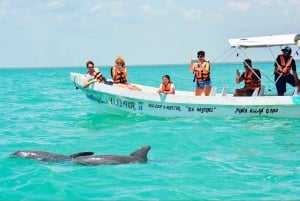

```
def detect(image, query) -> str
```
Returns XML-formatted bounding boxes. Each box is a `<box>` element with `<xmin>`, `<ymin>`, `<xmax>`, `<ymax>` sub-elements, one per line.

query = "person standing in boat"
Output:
<box><xmin>157</xmin><ymin>75</ymin><xmax>175</xmax><ymax>94</ymax></box>
<box><xmin>111</xmin><ymin>56</ymin><xmax>141</xmax><ymax>91</ymax></box>
<box><xmin>274</xmin><ymin>46</ymin><xmax>300</xmax><ymax>96</ymax></box>
<box><xmin>235</xmin><ymin>59</ymin><xmax>261</xmax><ymax>96</ymax></box>
<box><xmin>83</xmin><ymin>60</ymin><xmax>112</xmax><ymax>88</ymax></box>
<box><xmin>189</xmin><ymin>50</ymin><xmax>211</xmax><ymax>96</ymax></box>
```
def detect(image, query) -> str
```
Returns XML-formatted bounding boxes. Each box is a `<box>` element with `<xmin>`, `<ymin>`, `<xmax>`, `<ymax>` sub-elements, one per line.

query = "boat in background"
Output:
<box><xmin>70</xmin><ymin>33</ymin><xmax>300</xmax><ymax>118</ymax></box>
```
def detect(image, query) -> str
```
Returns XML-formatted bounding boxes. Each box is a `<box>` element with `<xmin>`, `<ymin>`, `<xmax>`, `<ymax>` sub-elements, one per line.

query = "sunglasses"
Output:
<box><xmin>87</xmin><ymin>66</ymin><xmax>94</xmax><ymax>68</ymax></box>
<box><xmin>117</xmin><ymin>62</ymin><xmax>123</xmax><ymax>65</ymax></box>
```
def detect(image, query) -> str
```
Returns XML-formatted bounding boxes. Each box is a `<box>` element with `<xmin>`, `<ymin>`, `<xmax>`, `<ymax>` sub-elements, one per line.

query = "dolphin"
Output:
<box><xmin>11</xmin><ymin>150</ymin><xmax>94</xmax><ymax>162</ymax></box>
<box><xmin>73</xmin><ymin>145</ymin><xmax>151</xmax><ymax>166</ymax></box>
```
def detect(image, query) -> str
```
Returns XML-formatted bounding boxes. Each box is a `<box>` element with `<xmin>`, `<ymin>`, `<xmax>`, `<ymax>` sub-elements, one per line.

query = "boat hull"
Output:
<box><xmin>71</xmin><ymin>73</ymin><xmax>300</xmax><ymax>118</ymax></box>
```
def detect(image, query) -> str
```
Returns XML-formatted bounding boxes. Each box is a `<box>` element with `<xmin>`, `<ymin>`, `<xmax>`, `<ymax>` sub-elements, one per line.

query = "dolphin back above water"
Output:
<box><xmin>73</xmin><ymin>145</ymin><xmax>151</xmax><ymax>166</ymax></box>
<box><xmin>11</xmin><ymin>150</ymin><xmax>94</xmax><ymax>162</ymax></box>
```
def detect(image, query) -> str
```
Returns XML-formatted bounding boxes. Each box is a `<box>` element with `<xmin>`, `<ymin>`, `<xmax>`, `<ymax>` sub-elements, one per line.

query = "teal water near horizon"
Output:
<box><xmin>1</xmin><ymin>62</ymin><xmax>300</xmax><ymax>200</ymax></box>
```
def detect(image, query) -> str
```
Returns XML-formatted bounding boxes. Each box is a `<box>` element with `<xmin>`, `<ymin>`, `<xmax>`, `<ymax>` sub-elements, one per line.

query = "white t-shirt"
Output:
<box><xmin>85</xmin><ymin>68</ymin><xmax>99</xmax><ymax>80</ymax></box>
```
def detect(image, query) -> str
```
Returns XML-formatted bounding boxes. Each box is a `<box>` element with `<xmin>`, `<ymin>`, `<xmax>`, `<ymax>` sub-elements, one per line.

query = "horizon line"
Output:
<box><xmin>1</xmin><ymin>59</ymin><xmax>300</xmax><ymax>69</ymax></box>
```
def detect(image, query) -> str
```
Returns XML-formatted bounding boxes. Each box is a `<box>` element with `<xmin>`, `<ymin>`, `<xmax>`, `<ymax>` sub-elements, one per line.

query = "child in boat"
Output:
<box><xmin>157</xmin><ymin>75</ymin><xmax>175</xmax><ymax>94</ymax></box>
<box><xmin>111</xmin><ymin>56</ymin><xmax>141</xmax><ymax>91</ymax></box>
<box><xmin>83</xmin><ymin>60</ymin><xmax>112</xmax><ymax>88</ymax></box>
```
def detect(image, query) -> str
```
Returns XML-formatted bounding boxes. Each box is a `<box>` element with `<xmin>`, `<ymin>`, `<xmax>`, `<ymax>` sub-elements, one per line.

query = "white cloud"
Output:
<box><xmin>164</xmin><ymin>1</ymin><xmax>203</xmax><ymax>21</ymax></box>
<box><xmin>46</xmin><ymin>0</ymin><xmax>62</xmax><ymax>9</ymax></box>
<box><xmin>141</xmin><ymin>4</ymin><xmax>151</xmax><ymax>12</ymax></box>
<box><xmin>0</xmin><ymin>0</ymin><xmax>10</xmax><ymax>17</ymax></box>
<box><xmin>181</xmin><ymin>8</ymin><xmax>202</xmax><ymax>20</ymax></box>
<box><xmin>111</xmin><ymin>1</ymin><xmax>123</xmax><ymax>8</ymax></box>
<box><xmin>255</xmin><ymin>0</ymin><xmax>272</xmax><ymax>6</ymax></box>
<box><xmin>91</xmin><ymin>1</ymin><xmax>124</xmax><ymax>17</ymax></box>
<box><xmin>91</xmin><ymin>1</ymin><xmax>123</xmax><ymax>12</ymax></box>
<box><xmin>91</xmin><ymin>3</ymin><xmax>104</xmax><ymax>12</ymax></box>
<box><xmin>139</xmin><ymin>3</ymin><xmax>168</xmax><ymax>21</ymax></box>
<box><xmin>226</xmin><ymin>1</ymin><xmax>252</xmax><ymax>12</ymax></box>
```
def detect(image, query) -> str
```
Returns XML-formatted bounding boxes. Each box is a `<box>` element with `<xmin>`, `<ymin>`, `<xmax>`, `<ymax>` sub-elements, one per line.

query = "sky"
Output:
<box><xmin>0</xmin><ymin>0</ymin><xmax>300</xmax><ymax>67</ymax></box>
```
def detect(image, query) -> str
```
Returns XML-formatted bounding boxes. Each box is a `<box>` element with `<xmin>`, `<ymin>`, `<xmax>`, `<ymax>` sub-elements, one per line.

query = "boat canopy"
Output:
<box><xmin>229</xmin><ymin>33</ymin><xmax>300</xmax><ymax>48</ymax></box>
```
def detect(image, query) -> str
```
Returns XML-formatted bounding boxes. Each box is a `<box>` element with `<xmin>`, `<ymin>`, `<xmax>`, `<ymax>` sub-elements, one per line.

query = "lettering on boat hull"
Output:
<box><xmin>148</xmin><ymin>103</ymin><xmax>181</xmax><ymax>111</ymax></box>
<box><xmin>186</xmin><ymin>106</ymin><xmax>216</xmax><ymax>113</ymax></box>
<box><xmin>84</xmin><ymin>90</ymin><xmax>291</xmax><ymax>117</ymax></box>
<box><xmin>234</xmin><ymin>107</ymin><xmax>279</xmax><ymax>115</ymax></box>
<box><xmin>108</xmin><ymin>97</ymin><xmax>137</xmax><ymax>111</ymax></box>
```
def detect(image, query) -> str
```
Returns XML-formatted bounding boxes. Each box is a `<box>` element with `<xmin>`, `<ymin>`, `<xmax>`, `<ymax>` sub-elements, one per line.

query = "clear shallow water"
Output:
<box><xmin>1</xmin><ymin>63</ymin><xmax>300</xmax><ymax>200</ymax></box>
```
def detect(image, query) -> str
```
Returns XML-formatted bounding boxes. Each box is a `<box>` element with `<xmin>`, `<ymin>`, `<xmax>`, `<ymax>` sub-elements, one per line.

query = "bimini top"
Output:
<box><xmin>229</xmin><ymin>33</ymin><xmax>300</xmax><ymax>48</ymax></box>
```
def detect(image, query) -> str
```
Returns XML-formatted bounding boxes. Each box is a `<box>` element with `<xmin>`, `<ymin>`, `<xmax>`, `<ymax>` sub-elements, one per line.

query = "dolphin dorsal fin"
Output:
<box><xmin>130</xmin><ymin>145</ymin><xmax>151</xmax><ymax>161</ymax></box>
<box><xmin>70</xmin><ymin>152</ymin><xmax>94</xmax><ymax>158</ymax></box>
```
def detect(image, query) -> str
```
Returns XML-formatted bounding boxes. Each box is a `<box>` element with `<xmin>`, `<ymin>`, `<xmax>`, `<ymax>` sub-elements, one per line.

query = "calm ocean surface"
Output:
<box><xmin>1</xmin><ymin>62</ymin><xmax>300</xmax><ymax>201</ymax></box>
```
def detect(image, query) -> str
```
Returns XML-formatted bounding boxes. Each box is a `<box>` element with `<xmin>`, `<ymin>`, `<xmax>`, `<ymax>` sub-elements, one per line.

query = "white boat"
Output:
<box><xmin>70</xmin><ymin>33</ymin><xmax>300</xmax><ymax>118</ymax></box>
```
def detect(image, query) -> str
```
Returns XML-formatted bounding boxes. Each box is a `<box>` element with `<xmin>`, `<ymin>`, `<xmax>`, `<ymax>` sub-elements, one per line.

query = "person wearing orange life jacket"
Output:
<box><xmin>111</xmin><ymin>56</ymin><xmax>128</xmax><ymax>84</ymax></box>
<box><xmin>157</xmin><ymin>75</ymin><xmax>175</xmax><ymax>94</ymax></box>
<box><xmin>111</xmin><ymin>56</ymin><xmax>141</xmax><ymax>91</ymax></box>
<box><xmin>189</xmin><ymin>50</ymin><xmax>211</xmax><ymax>96</ymax></box>
<box><xmin>274</xmin><ymin>46</ymin><xmax>300</xmax><ymax>96</ymax></box>
<box><xmin>235</xmin><ymin>59</ymin><xmax>261</xmax><ymax>96</ymax></box>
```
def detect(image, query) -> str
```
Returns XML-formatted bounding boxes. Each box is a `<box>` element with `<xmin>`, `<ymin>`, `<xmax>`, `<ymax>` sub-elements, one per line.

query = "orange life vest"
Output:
<box><xmin>161</xmin><ymin>83</ymin><xmax>174</xmax><ymax>94</ymax></box>
<box><xmin>279</xmin><ymin>54</ymin><xmax>292</xmax><ymax>76</ymax></box>
<box><xmin>112</xmin><ymin>67</ymin><xmax>127</xmax><ymax>84</ymax></box>
<box><xmin>193</xmin><ymin>62</ymin><xmax>210</xmax><ymax>82</ymax></box>
<box><xmin>243</xmin><ymin>70</ymin><xmax>261</xmax><ymax>90</ymax></box>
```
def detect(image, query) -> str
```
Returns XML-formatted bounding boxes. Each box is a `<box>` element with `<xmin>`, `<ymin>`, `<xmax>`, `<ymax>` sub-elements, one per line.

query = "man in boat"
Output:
<box><xmin>83</xmin><ymin>60</ymin><xmax>112</xmax><ymax>88</ymax></box>
<box><xmin>274</xmin><ymin>46</ymin><xmax>300</xmax><ymax>96</ymax></box>
<box><xmin>189</xmin><ymin>50</ymin><xmax>211</xmax><ymax>96</ymax></box>
<box><xmin>235</xmin><ymin>59</ymin><xmax>261</xmax><ymax>96</ymax></box>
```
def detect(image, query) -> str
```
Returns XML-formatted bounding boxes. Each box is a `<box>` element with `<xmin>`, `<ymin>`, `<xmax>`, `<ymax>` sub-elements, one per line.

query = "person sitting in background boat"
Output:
<box><xmin>274</xmin><ymin>46</ymin><xmax>300</xmax><ymax>96</ymax></box>
<box><xmin>157</xmin><ymin>75</ymin><xmax>175</xmax><ymax>94</ymax></box>
<box><xmin>83</xmin><ymin>60</ymin><xmax>112</xmax><ymax>88</ymax></box>
<box><xmin>234</xmin><ymin>59</ymin><xmax>261</xmax><ymax>96</ymax></box>
<box><xmin>111</xmin><ymin>56</ymin><xmax>141</xmax><ymax>91</ymax></box>
<box><xmin>189</xmin><ymin>50</ymin><xmax>211</xmax><ymax>96</ymax></box>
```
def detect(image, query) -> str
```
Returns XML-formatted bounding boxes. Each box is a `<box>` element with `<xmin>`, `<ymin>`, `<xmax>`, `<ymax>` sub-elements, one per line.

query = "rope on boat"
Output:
<box><xmin>211</xmin><ymin>47</ymin><xmax>235</xmax><ymax>63</ymax></box>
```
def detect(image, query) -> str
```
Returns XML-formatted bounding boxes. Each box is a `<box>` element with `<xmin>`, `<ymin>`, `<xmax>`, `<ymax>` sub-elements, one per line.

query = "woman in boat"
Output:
<box><xmin>189</xmin><ymin>50</ymin><xmax>211</xmax><ymax>96</ymax></box>
<box><xmin>235</xmin><ymin>59</ymin><xmax>261</xmax><ymax>96</ymax></box>
<box><xmin>111</xmin><ymin>56</ymin><xmax>141</xmax><ymax>91</ymax></box>
<box><xmin>274</xmin><ymin>46</ymin><xmax>300</xmax><ymax>96</ymax></box>
<box><xmin>111</xmin><ymin>56</ymin><xmax>128</xmax><ymax>84</ymax></box>
<box><xmin>83</xmin><ymin>60</ymin><xmax>112</xmax><ymax>88</ymax></box>
<box><xmin>157</xmin><ymin>75</ymin><xmax>175</xmax><ymax>94</ymax></box>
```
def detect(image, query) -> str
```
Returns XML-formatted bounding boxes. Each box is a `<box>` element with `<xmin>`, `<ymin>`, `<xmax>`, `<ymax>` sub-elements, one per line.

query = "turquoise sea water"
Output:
<box><xmin>1</xmin><ymin>62</ymin><xmax>300</xmax><ymax>200</ymax></box>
